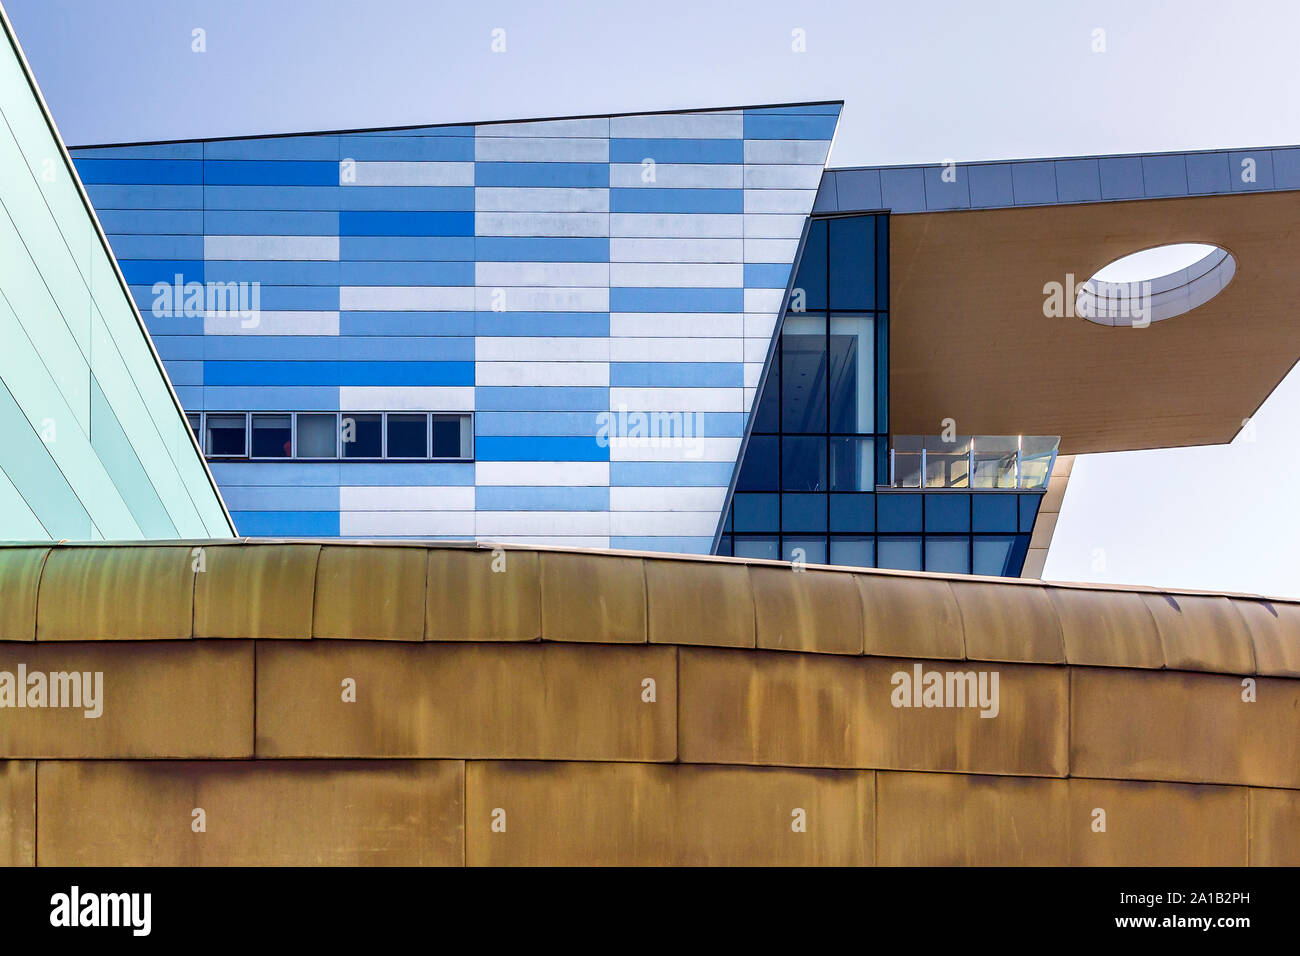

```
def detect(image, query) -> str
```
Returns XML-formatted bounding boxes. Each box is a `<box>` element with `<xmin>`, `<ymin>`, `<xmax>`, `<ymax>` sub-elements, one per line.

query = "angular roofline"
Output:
<box><xmin>67</xmin><ymin>99</ymin><xmax>846</xmax><ymax>151</ymax></box>
<box><xmin>827</xmin><ymin>141</ymin><xmax>1299</xmax><ymax>173</ymax></box>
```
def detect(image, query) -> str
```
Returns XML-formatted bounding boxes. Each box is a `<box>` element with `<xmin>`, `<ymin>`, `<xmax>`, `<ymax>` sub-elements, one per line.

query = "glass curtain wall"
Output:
<box><xmin>715</xmin><ymin>212</ymin><xmax>1039</xmax><ymax>576</ymax></box>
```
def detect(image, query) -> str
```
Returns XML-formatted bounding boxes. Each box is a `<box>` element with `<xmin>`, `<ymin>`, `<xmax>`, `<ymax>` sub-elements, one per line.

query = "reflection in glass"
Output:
<box><xmin>206</xmin><ymin>414</ymin><xmax>246</xmax><ymax>457</ymax></box>
<box><xmin>783</xmin><ymin>536</ymin><xmax>827</xmax><ymax>565</ymax></box>
<box><xmin>830</xmin><ymin>536</ymin><xmax>874</xmax><ymax>568</ymax></box>
<box><xmin>296</xmin><ymin>414</ymin><xmax>337</xmax><ymax>458</ymax></box>
<box><xmin>734</xmin><ymin>536</ymin><xmax>779</xmax><ymax>560</ymax></box>
<box><xmin>877</xmin><ymin>536</ymin><xmax>922</xmax><ymax>571</ymax></box>
<box><xmin>343</xmin><ymin>413</ymin><xmax>382</xmax><ymax>458</ymax></box>
<box><xmin>829</xmin><ymin>315</ymin><xmax>873</xmax><ymax>433</ymax></box>
<box><xmin>924</xmin><ymin>434</ymin><xmax>970</xmax><ymax>488</ymax></box>
<box><xmin>251</xmin><ymin>414</ymin><xmax>292</xmax><ymax>458</ymax></box>
<box><xmin>781</xmin><ymin>315</ymin><xmax>827</xmax><ymax>433</ymax></box>
<box><xmin>830</xmin><ymin>437</ymin><xmax>874</xmax><ymax>491</ymax></box>
<box><xmin>781</xmin><ymin>435</ymin><xmax>826</xmax><ymax>491</ymax></box>
<box><xmin>926</xmin><ymin>536</ymin><xmax>970</xmax><ymax>574</ymax></box>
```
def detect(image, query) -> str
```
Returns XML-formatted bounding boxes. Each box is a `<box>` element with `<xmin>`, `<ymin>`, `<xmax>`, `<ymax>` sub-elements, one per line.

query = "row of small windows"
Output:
<box><xmin>716</xmin><ymin>533</ymin><xmax>1031</xmax><ymax>577</ymax></box>
<box><xmin>187</xmin><ymin>411</ymin><xmax>473</xmax><ymax>461</ymax></box>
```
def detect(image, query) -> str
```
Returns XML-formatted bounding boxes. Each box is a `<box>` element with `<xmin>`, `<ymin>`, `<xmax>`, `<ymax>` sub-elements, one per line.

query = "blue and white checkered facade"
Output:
<box><xmin>71</xmin><ymin>103</ymin><xmax>840</xmax><ymax>552</ymax></box>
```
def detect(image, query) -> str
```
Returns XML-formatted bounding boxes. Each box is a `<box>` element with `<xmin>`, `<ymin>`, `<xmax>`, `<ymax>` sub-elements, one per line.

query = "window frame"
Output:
<box><xmin>190</xmin><ymin>411</ymin><xmax>475</xmax><ymax>463</ymax></box>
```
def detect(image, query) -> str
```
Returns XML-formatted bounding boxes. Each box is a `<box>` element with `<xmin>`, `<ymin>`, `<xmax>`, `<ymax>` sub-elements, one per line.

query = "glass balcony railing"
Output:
<box><xmin>886</xmin><ymin>435</ymin><xmax>1059</xmax><ymax>490</ymax></box>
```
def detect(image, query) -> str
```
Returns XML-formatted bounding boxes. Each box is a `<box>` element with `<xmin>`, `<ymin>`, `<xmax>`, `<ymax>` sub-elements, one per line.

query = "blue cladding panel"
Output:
<box><xmin>339</xmin><ymin>136</ymin><xmax>474</xmax><ymax>161</ymax></box>
<box><xmin>609</xmin><ymin>138</ymin><xmax>744</xmax><ymax>164</ymax></box>
<box><xmin>75</xmin><ymin>159</ymin><xmax>203</xmax><ymax>184</ymax></box>
<box><xmin>475</xmin><ymin>436</ymin><xmax>609</xmax><ymax>461</ymax></box>
<box><xmin>475</xmin><ymin>162</ymin><xmax>609</xmax><ymax>187</ymax></box>
<box><xmin>340</xmin><ymin>210</ymin><xmax>475</xmax><ymax>235</ymax></box>
<box><xmin>609</xmin><ymin>287</ymin><xmax>743</xmax><ymax>312</ymax></box>
<box><xmin>203</xmin><ymin>360</ymin><xmax>474</xmax><ymax>387</ymax></box>
<box><xmin>118</xmin><ymin>259</ymin><xmax>204</xmax><ymax>284</ymax></box>
<box><xmin>340</xmin><ymin>186</ymin><xmax>475</xmax><ymax>211</ymax></box>
<box><xmin>341</xmin><ymin>312</ymin><xmax>476</xmax><ymax>335</ymax></box>
<box><xmin>475</xmin><ymin>386</ymin><xmax>609</xmax><ymax>411</ymax></box>
<box><xmin>475</xmin><ymin>237</ymin><xmax>609</xmax><ymax>261</ymax></box>
<box><xmin>610</xmin><ymin>363</ymin><xmax>743</xmax><ymax>387</ymax></box>
<box><xmin>75</xmin><ymin>103</ymin><xmax>841</xmax><ymax>544</ymax></box>
<box><xmin>205</xmin><ymin>160</ymin><xmax>340</xmax><ymax>185</ymax></box>
<box><xmin>338</xmin><ymin>261</ymin><xmax>474</xmax><ymax>285</ymax></box>
<box><xmin>232</xmin><ymin>510</ymin><xmax>341</xmax><ymax>535</ymax></box>
<box><xmin>743</xmin><ymin>263</ymin><xmax>792</xmax><ymax>288</ymax></box>
<box><xmin>610</xmin><ymin>188</ymin><xmax>743</xmax><ymax>213</ymax></box>
<box><xmin>205</xmin><ymin>136</ymin><xmax>340</xmax><ymax>160</ymax></box>
<box><xmin>342</xmin><ymin>236</ymin><xmax>476</xmax><ymax>260</ymax></box>
<box><xmin>743</xmin><ymin>113</ymin><xmax>840</xmax><ymax>139</ymax></box>
<box><xmin>204</xmin><ymin>210</ymin><xmax>339</xmax><ymax>234</ymax></box>
<box><xmin>476</xmin><ymin>486</ymin><xmax>609</xmax><ymax>510</ymax></box>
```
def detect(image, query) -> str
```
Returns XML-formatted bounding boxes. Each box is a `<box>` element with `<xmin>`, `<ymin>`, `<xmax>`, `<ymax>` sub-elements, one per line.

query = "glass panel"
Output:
<box><xmin>828</xmin><ymin>315</ymin><xmax>873</xmax><ymax>433</ymax></box>
<box><xmin>732</xmin><ymin>493</ymin><xmax>778</xmax><ymax>532</ymax></box>
<box><xmin>830</xmin><ymin>493</ymin><xmax>874</xmax><ymax>532</ymax></box>
<box><xmin>971</xmin><ymin>436</ymin><xmax>1019</xmax><ymax>489</ymax></box>
<box><xmin>297</xmin><ymin>413</ymin><xmax>337</xmax><ymax>458</ymax></box>
<box><xmin>432</xmin><ymin>414</ymin><xmax>463</xmax><ymax>458</ymax></box>
<box><xmin>828</xmin><ymin>215</ymin><xmax>875</xmax><ymax>310</ymax></box>
<box><xmin>924</xmin><ymin>493</ymin><xmax>971</xmax><ymax>533</ymax></box>
<box><xmin>972</xmin><ymin>493</ymin><xmax>1019</xmax><ymax>533</ymax></box>
<box><xmin>387</xmin><ymin>413</ymin><xmax>428</xmax><ymax>458</ymax></box>
<box><xmin>925</xmin><ymin>536</ymin><xmax>970</xmax><ymax>574</ymax></box>
<box><xmin>734</xmin><ymin>535</ymin><xmax>779</xmax><ymax>560</ymax></box>
<box><xmin>891</xmin><ymin>435</ymin><xmax>922</xmax><ymax>488</ymax></box>
<box><xmin>186</xmin><ymin>413</ymin><xmax>200</xmax><ymax>443</ymax></box>
<box><xmin>783</xmin><ymin>536</ymin><xmax>827</xmax><ymax>565</ymax></box>
<box><xmin>780</xmin><ymin>315</ymin><xmax>827</xmax><ymax>432</ymax></box>
<box><xmin>717</xmin><ymin>534</ymin><xmax>732</xmax><ymax>556</ymax></box>
<box><xmin>830</xmin><ymin>536</ymin><xmax>874</xmax><ymax>569</ymax></box>
<box><xmin>829</xmin><ymin>436</ymin><xmax>874</xmax><ymax>491</ymax></box>
<box><xmin>342</xmin><ymin>413</ymin><xmax>382</xmax><ymax>458</ymax></box>
<box><xmin>792</xmin><ymin>218</ymin><xmax>827</xmax><ymax>311</ymax></box>
<box><xmin>205</xmin><ymin>414</ymin><xmax>246</xmax><ymax>456</ymax></box>
<box><xmin>737</xmin><ymin>436</ymin><xmax>779</xmax><ymax>491</ymax></box>
<box><xmin>781</xmin><ymin>493</ymin><xmax>826</xmax><ymax>532</ymax></box>
<box><xmin>877</xmin><ymin>536</ymin><xmax>921</xmax><ymax>571</ymax></box>
<box><xmin>875</xmin><ymin>313</ymin><xmax>889</xmax><ymax>437</ymax></box>
<box><xmin>924</xmin><ymin>434</ymin><xmax>971</xmax><ymax>488</ymax></box>
<box><xmin>781</xmin><ymin>435</ymin><xmax>826</xmax><ymax>491</ymax></box>
<box><xmin>876</xmin><ymin>493</ymin><xmax>922</xmax><ymax>532</ymax></box>
<box><xmin>250</xmin><ymin>414</ymin><xmax>292</xmax><ymax>458</ymax></box>
<box><xmin>973</xmin><ymin>536</ymin><xmax>1015</xmax><ymax>576</ymax></box>
<box><xmin>1019</xmin><ymin>493</ymin><xmax>1041</xmax><ymax>532</ymax></box>
<box><xmin>1019</xmin><ymin>436</ymin><xmax>1059</xmax><ymax>489</ymax></box>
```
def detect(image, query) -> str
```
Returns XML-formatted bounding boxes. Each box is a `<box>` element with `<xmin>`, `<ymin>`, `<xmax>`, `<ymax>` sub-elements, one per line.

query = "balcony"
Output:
<box><xmin>886</xmin><ymin>435</ymin><xmax>1059</xmax><ymax>491</ymax></box>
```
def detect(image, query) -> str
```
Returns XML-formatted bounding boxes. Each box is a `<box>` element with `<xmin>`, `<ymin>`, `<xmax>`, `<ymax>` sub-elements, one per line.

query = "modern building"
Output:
<box><xmin>2</xmin><ymin>0</ymin><xmax>1299</xmax><ymax>875</ymax></box>
<box><xmin>0</xmin><ymin>8</ymin><xmax>231</xmax><ymax>540</ymax></box>
<box><xmin>64</xmin><ymin>107</ymin><xmax>1300</xmax><ymax>577</ymax></box>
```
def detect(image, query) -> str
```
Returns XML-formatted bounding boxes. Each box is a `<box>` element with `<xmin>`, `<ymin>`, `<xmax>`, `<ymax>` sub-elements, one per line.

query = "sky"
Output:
<box><xmin>6</xmin><ymin>0</ymin><xmax>1300</xmax><ymax>596</ymax></box>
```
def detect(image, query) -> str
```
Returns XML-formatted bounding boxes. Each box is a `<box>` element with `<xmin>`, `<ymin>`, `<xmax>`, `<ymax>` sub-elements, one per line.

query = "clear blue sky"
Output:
<box><xmin>8</xmin><ymin>0</ymin><xmax>1300</xmax><ymax>595</ymax></box>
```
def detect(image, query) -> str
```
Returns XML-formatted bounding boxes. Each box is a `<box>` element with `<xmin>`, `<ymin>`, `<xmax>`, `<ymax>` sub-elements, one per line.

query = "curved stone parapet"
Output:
<box><xmin>0</xmin><ymin>541</ymin><xmax>1296</xmax><ymax>865</ymax></box>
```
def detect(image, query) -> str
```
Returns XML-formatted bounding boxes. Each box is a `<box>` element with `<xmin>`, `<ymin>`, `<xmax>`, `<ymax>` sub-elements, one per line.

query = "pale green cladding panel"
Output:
<box><xmin>0</xmin><ymin>5</ymin><xmax>232</xmax><ymax>539</ymax></box>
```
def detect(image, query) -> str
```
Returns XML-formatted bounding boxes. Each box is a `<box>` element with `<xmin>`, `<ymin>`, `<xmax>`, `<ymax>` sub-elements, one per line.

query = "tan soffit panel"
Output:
<box><xmin>889</xmin><ymin>191</ymin><xmax>1300</xmax><ymax>454</ymax></box>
